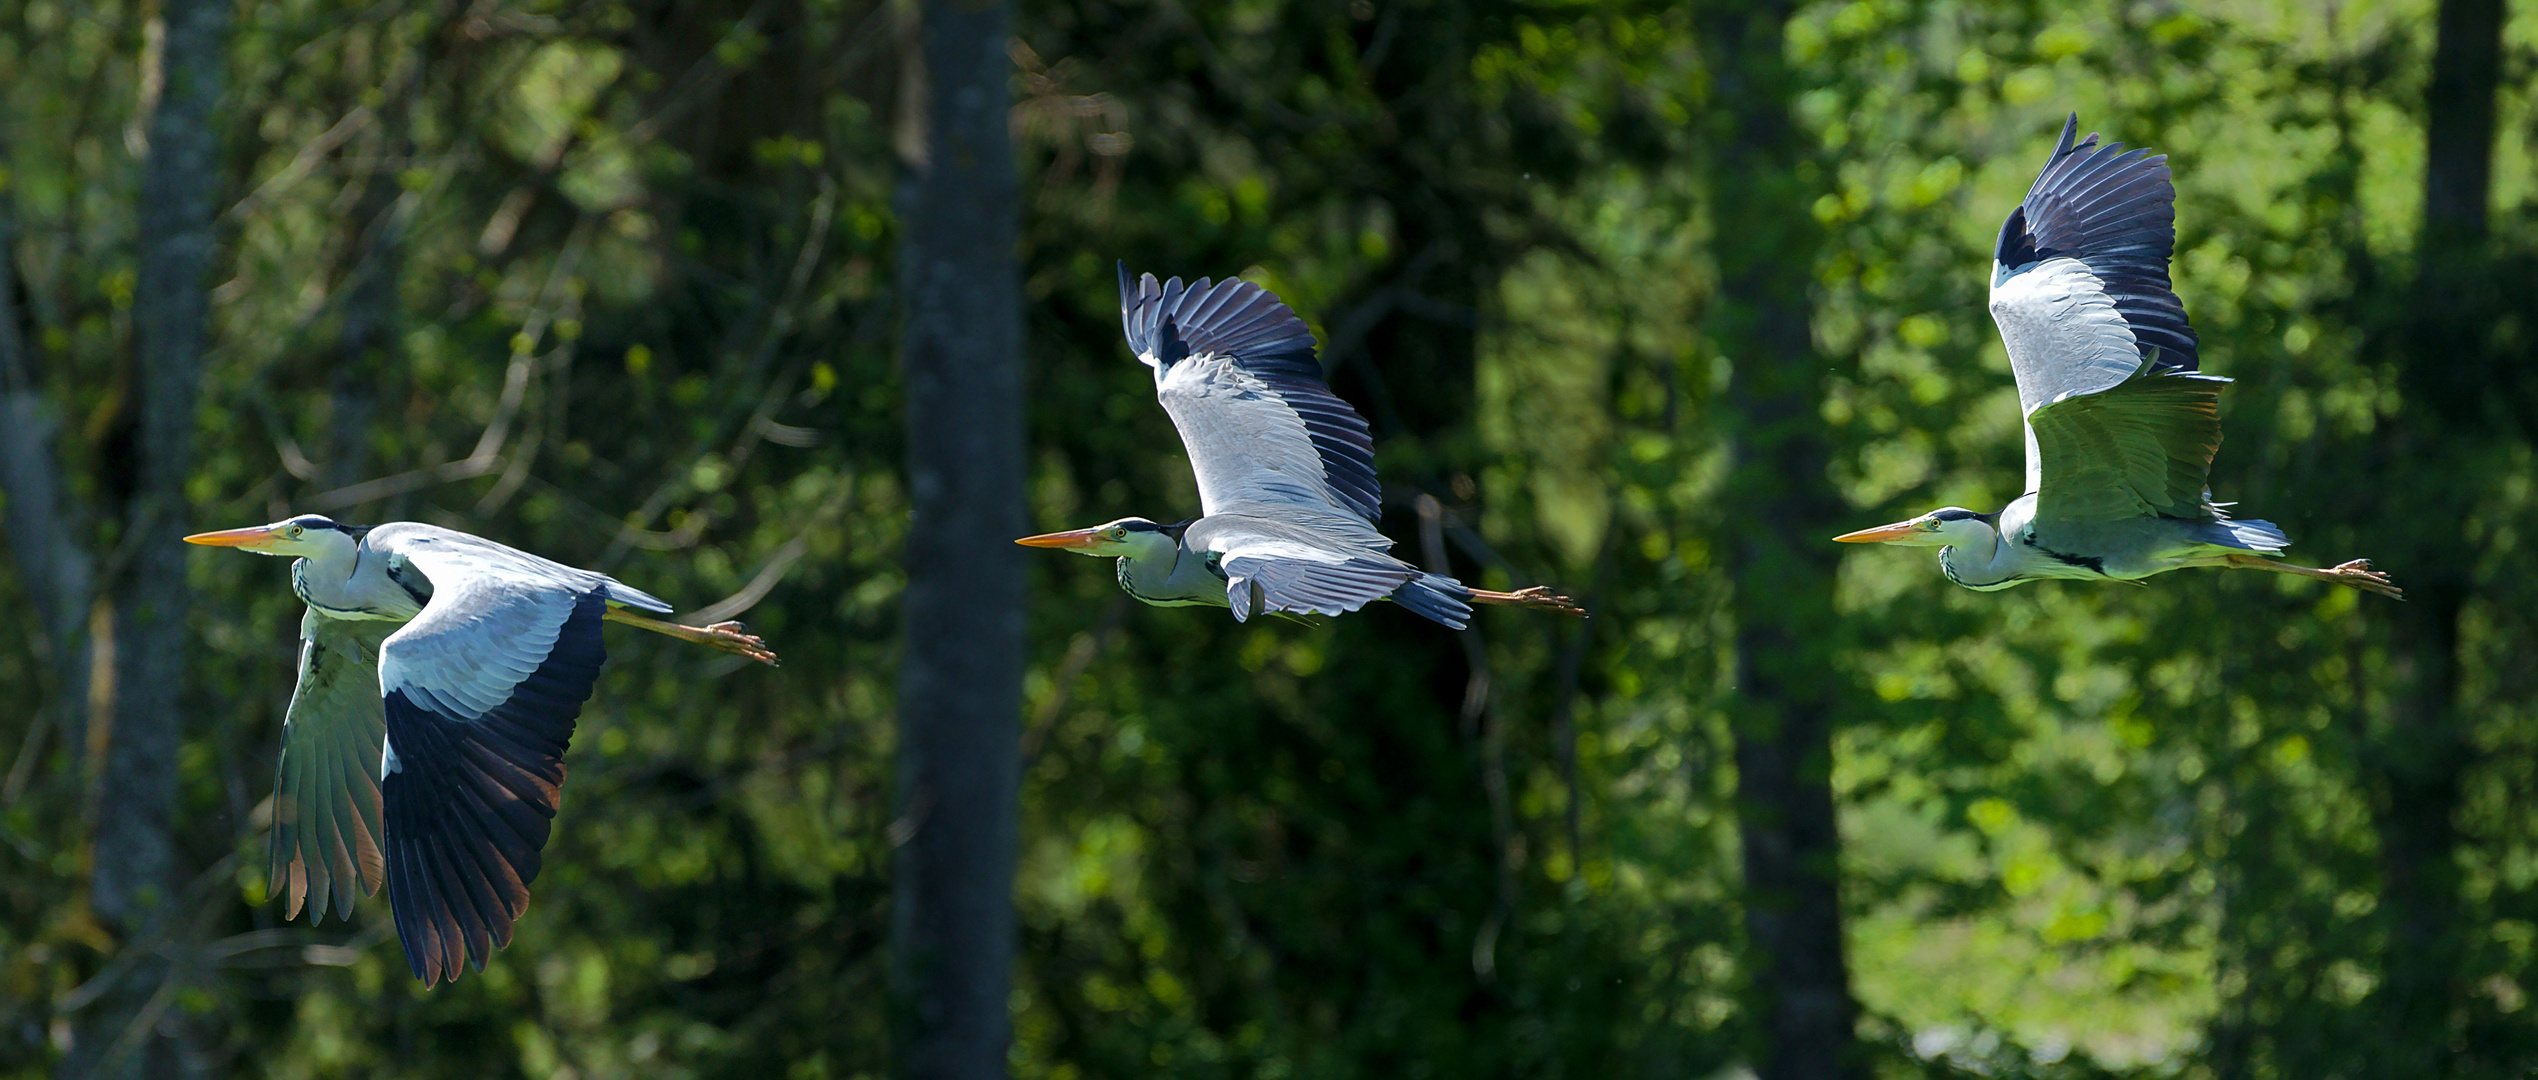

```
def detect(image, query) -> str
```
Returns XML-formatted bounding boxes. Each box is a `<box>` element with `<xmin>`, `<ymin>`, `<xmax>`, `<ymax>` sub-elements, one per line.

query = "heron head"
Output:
<box><xmin>1015</xmin><ymin>517</ymin><xmax>1180</xmax><ymax>560</ymax></box>
<box><xmin>184</xmin><ymin>514</ymin><xmax>365</xmax><ymax>558</ymax></box>
<box><xmin>1832</xmin><ymin>507</ymin><xmax>1996</xmax><ymax>549</ymax></box>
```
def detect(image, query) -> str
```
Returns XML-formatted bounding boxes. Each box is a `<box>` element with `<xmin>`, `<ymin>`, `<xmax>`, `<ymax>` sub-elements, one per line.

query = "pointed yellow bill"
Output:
<box><xmin>1015</xmin><ymin>528</ymin><xmax>1105</xmax><ymax>550</ymax></box>
<box><xmin>184</xmin><ymin>524</ymin><xmax>290</xmax><ymax>548</ymax></box>
<box><xmin>1831</xmin><ymin>520</ymin><xmax>1922</xmax><ymax>544</ymax></box>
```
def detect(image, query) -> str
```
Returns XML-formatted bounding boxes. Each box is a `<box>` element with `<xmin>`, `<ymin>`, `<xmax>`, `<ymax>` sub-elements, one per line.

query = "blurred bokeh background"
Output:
<box><xmin>0</xmin><ymin>0</ymin><xmax>2534</xmax><ymax>1076</ymax></box>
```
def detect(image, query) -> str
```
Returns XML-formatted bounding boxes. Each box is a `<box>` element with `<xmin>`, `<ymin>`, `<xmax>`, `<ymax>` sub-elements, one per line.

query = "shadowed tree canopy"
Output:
<box><xmin>0</xmin><ymin>2</ymin><xmax>2526</xmax><ymax>1079</ymax></box>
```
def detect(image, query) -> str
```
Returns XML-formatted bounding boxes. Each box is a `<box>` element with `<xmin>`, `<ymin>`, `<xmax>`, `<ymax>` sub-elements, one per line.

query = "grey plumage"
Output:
<box><xmin>1121</xmin><ymin>266</ymin><xmax>1474</xmax><ymax>626</ymax></box>
<box><xmin>191</xmin><ymin>514</ymin><xmax>773</xmax><ymax>985</ymax></box>
<box><xmin>1838</xmin><ymin>115</ymin><xmax>2398</xmax><ymax>600</ymax></box>
<box><xmin>1020</xmin><ymin>267</ymin><xmax>1584</xmax><ymax>626</ymax></box>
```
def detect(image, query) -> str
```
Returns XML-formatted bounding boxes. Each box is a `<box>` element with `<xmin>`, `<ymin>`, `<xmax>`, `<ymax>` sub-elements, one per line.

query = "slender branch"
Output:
<box><xmin>679</xmin><ymin>476</ymin><xmax>856</xmax><ymax>625</ymax></box>
<box><xmin>1019</xmin><ymin>594</ymin><xmax>1130</xmax><ymax>768</ymax></box>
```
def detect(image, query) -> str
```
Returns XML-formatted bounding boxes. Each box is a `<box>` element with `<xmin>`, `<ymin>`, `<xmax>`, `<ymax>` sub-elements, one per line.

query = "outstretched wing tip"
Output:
<box><xmin>1995</xmin><ymin>109</ymin><xmax>2201</xmax><ymax>389</ymax></box>
<box><xmin>375</xmin><ymin>579</ymin><xmax>605</xmax><ymax>986</ymax></box>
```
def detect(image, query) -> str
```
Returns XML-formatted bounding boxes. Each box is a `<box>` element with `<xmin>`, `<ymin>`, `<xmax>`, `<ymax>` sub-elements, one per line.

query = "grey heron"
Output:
<box><xmin>1018</xmin><ymin>264</ymin><xmax>1583</xmax><ymax>627</ymax></box>
<box><xmin>186</xmin><ymin>515</ymin><xmax>777</xmax><ymax>985</ymax></box>
<box><xmin>1833</xmin><ymin>115</ymin><xmax>2400</xmax><ymax>600</ymax></box>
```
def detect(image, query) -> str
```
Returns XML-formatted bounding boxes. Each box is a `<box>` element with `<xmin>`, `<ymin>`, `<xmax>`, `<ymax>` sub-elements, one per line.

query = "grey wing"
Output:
<box><xmin>367</xmin><ymin>527</ymin><xmax>611</xmax><ymax>985</ymax></box>
<box><xmin>1121</xmin><ymin>265</ymin><xmax>1383</xmax><ymax>523</ymax></box>
<box><xmin>269</xmin><ymin>609</ymin><xmax>392</xmax><ymax>924</ymax></box>
<box><xmin>1188</xmin><ymin>513</ymin><xmax>1417</xmax><ymax>622</ymax></box>
<box><xmin>1990</xmin><ymin>115</ymin><xmax>2201</xmax><ymax>491</ymax></box>
<box><xmin>2030</xmin><ymin>371</ymin><xmax>2228</xmax><ymax>532</ymax></box>
<box><xmin>369</xmin><ymin>521</ymin><xmax>668</xmax><ymax>615</ymax></box>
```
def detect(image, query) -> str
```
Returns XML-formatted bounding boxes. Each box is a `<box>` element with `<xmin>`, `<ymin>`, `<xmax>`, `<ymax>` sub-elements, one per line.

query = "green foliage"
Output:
<box><xmin>0</xmin><ymin>0</ymin><xmax>2530</xmax><ymax>1077</ymax></box>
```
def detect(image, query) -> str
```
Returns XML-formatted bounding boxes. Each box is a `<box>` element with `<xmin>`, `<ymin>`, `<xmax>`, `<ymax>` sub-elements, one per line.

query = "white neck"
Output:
<box><xmin>293</xmin><ymin>537</ymin><xmax>423</xmax><ymax>620</ymax></box>
<box><xmin>1934</xmin><ymin>496</ymin><xmax>2055</xmax><ymax>590</ymax></box>
<box><xmin>1937</xmin><ymin>529</ymin><xmax>2022</xmax><ymax>590</ymax></box>
<box><xmin>1117</xmin><ymin>541</ymin><xmax>1224</xmax><ymax>608</ymax></box>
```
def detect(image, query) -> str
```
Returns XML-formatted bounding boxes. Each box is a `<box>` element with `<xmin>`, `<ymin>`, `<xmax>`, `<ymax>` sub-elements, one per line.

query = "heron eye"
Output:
<box><xmin>289</xmin><ymin>526</ymin><xmax>304</xmax><ymax>539</ymax></box>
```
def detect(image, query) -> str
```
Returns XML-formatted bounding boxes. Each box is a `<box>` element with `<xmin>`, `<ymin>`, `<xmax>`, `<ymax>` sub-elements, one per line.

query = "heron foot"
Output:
<box><xmin>605</xmin><ymin>610</ymin><xmax>783</xmax><ymax>664</ymax></box>
<box><xmin>697</xmin><ymin>621</ymin><xmax>782</xmax><ymax>666</ymax></box>
<box><xmin>1469</xmin><ymin>585</ymin><xmax>1590</xmax><ymax>618</ymax></box>
<box><xmin>2327</xmin><ymin>560</ymin><xmax>2404</xmax><ymax>600</ymax></box>
<box><xmin>2221</xmin><ymin>554</ymin><xmax>2402</xmax><ymax>600</ymax></box>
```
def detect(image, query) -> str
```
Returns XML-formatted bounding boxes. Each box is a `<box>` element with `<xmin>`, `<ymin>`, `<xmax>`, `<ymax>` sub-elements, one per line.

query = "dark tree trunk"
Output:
<box><xmin>1698</xmin><ymin>4</ymin><xmax>1863</xmax><ymax>1079</ymax></box>
<box><xmin>70</xmin><ymin>0</ymin><xmax>228</xmax><ymax>1075</ymax></box>
<box><xmin>892</xmin><ymin>1</ymin><xmax>1024</xmax><ymax>1078</ymax></box>
<box><xmin>2367</xmin><ymin>0</ymin><xmax>2503</xmax><ymax>1075</ymax></box>
<box><xmin>0</xmin><ymin>127</ymin><xmax>94</xmax><ymax>775</ymax></box>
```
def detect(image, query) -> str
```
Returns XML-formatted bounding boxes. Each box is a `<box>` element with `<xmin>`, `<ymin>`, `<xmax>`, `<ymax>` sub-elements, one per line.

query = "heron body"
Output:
<box><xmin>1019</xmin><ymin>265</ymin><xmax>1581</xmax><ymax>627</ymax></box>
<box><xmin>187</xmin><ymin>516</ymin><xmax>775</xmax><ymax>986</ymax></box>
<box><xmin>1835</xmin><ymin>115</ymin><xmax>2399</xmax><ymax>600</ymax></box>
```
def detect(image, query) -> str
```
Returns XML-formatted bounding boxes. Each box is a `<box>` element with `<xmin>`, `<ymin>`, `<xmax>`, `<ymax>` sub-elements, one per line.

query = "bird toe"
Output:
<box><xmin>698</xmin><ymin>622</ymin><xmax>780</xmax><ymax>665</ymax></box>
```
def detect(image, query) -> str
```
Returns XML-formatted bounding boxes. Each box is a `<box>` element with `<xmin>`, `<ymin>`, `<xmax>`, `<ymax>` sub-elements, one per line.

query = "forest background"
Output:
<box><xmin>0</xmin><ymin>0</ymin><xmax>2532</xmax><ymax>1078</ymax></box>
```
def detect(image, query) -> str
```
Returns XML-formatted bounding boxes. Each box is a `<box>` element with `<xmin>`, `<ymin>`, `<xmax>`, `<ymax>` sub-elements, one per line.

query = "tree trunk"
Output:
<box><xmin>69</xmin><ymin>0</ymin><xmax>228</xmax><ymax>1075</ymax></box>
<box><xmin>1698</xmin><ymin>4</ymin><xmax>1863</xmax><ymax>1079</ymax></box>
<box><xmin>891</xmin><ymin>1</ymin><xmax>1024</xmax><ymax>1078</ymax></box>
<box><xmin>0</xmin><ymin>127</ymin><xmax>94</xmax><ymax>778</ymax></box>
<box><xmin>2367</xmin><ymin>0</ymin><xmax>2503</xmax><ymax>1075</ymax></box>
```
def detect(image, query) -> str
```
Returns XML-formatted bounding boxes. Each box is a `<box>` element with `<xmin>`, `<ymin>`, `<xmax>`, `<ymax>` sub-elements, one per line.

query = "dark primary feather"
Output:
<box><xmin>381</xmin><ymin>589</ymin><xmax>604</xmax><ymax>986</ymax></box>
<box><xmin>1996</xmin><ymin>113</ymin><xmax>2200</xmax><ymax>373</ymax></box>
<box><xmin>1119</xmin><ymin>263</ymin><xmax>1384</xmax><ymax>523</ymax></box>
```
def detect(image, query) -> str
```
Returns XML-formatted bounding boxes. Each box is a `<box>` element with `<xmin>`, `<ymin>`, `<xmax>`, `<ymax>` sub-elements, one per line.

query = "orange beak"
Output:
<box><xmin>183</xmin><ymin>524</ymin><xmax>290</xmax><ymax>549</ymax></box>
<box><xmin>1832</xmin><ymin>520</ymin><xmax>1923</xmax><ymax>544</ymax></box>
<box><xmin>1015</xmin><ymin>527</ymin><xmax>1106</xmax><ymax>550</ymax></box>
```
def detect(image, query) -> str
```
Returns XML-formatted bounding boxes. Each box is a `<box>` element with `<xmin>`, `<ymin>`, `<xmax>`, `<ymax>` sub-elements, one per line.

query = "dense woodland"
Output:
<box><xmin>0</xmin><ymin>0</ymin><xmax>2533</xmax><ymax>1077</ymax></box>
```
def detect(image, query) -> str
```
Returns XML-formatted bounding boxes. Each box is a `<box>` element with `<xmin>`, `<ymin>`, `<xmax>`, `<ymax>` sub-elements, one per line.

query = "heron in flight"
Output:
<box><xmin>1833</xmin><ymin>115</ymin><xmax>2400</xmax><ymax>600</ymax></box>
<box><xmin>186</xmin><ymin>516</ymin><xmax>777</xmax><ymax>985</ymax></box>
<box><xmin>1019</xmin><ymin>264</ymin><xmax>1582</xmax><ymax>627</ymax></box>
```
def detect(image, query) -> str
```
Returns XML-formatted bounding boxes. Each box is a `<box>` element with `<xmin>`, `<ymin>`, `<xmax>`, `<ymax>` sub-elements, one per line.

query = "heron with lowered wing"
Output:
<box><xmin>187</xmin><ymin>516</ymin><xmax>777</xmax><ymax>986</ymax></box>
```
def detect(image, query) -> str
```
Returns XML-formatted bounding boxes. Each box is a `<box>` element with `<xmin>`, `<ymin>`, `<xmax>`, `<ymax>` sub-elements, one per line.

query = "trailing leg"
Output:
<box><xmin>1468</xmin><ymin>585</ymin><xmax>1589</xmax><ymax>616</ymax></box>
<box><xmin>2222</xmin><ymin>554</ymin><xmax>2403</xmax><ymax>600</ymax></box>
<box><xmin>603</xmin><ymin>609</ymin><xmax>782</xmax><ymax>664</ymax></box>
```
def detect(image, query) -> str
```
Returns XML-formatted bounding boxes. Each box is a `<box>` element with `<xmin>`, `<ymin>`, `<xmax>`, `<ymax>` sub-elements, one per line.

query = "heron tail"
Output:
<box><xmin>600</xmin><ymin>580</ymin><xmax>675</xmax><ymax>615</ymax></box>
<box><xmin>1389</xmin><ymin>573</ymin><xmax>1474</xmax><ymax>630</ymax></box>
<box><xmin>2191</xmin><ymin>517</ymin><xmax>2289</xmax><ymax>554</ymax></box>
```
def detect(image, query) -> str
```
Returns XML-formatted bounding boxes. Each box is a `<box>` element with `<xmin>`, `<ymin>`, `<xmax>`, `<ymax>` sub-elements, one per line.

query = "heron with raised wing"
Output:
<box><xmin>1019</xmin><ymin>264</ymin><xmax>1583</xmax><ymax>627</ymax></box>
<box><xmin>1833</xmin><ymin>115</ymin><xmax>2400</xmax><ymax>600</ymax></box>
<box><xmin>186</xmin><ymin>516</ymin><xmax>777</xmax><ymax>986</ymax></box>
